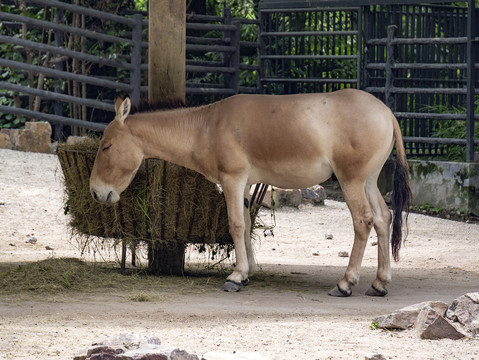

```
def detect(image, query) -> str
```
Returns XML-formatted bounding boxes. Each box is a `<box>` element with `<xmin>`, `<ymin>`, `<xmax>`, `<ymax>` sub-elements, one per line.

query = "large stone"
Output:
<box><xmin>16</xmin><ymin>121</ymin><xmax>52</xmax><ymax>153</ymax></box>
<box><xmin>365</xmin><ymin>354</ymin><xmax>386</xmax><ymax>360</ymax></box>
<box><xmin>260</xmin><ymin>187</ymin><xmax>302</xmax><ymax>208</ymax></box>
<box><xmin>0</xmin><ymin>131</ymin><xmax>12</xmax><ymax>149</ymax></box>
<box><xmin>203</xmin><ymin>352</ymin><xmax>271</xmax><ymax>360</ymax></box>
<box><xmin>446</xmin><ymin>292</ymin><xmax>479</xmax><ymax>337</ymax></box>
<box><xmin>259</xmin><ymin>185</ymin><xmax>326</xmax><ymax>208</ymax></box>
<box><xmin>0</xmin><ymin>128</ymin><xmax>19</xmax><ymax>149</ymax></box>
<box><xmin>415</xmin><ymin>307</ymin><xmax>465</xmax><ymax>340</ymax></box>
<box><xmin>74</xmin><ymin>334</ymin><xmax>199</xmax><ymax>360</ymax></box>
<box><xmin>374</xmin><ymin>301</ymin><xmax>448</xmax><ymax>330</ymax></box>
<box><xmin>301</xmin><ymin>185</ymin><xmax>326</xmax><ymax>205</ymax></box>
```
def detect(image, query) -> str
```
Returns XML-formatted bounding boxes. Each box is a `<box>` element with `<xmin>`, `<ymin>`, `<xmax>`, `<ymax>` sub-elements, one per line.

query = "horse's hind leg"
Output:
<box><xmin>329</xmin><ymin>180</ymin><xmax>374</xmax><ymax>297</ymax></box>
<box><xmin>243</xmin><ymin>186</ymin><xmax>255</xmax><ymax>281</ymax></box>
<box><xmin>364</xmin><ymin>177</ymin><xmax>392</xmax><ymax>297</ymax></box>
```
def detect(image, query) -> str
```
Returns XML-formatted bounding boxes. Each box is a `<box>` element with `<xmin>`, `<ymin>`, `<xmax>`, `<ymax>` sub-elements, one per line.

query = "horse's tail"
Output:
<box><xmin>391</xmin><ymin>114</ymin><xmax>412</xmax><ymax>262</ymax></box>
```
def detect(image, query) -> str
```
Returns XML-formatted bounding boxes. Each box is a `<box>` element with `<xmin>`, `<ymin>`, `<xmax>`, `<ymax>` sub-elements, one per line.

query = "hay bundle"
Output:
<box><xmin>57</xmin><ymin>139</ymin><xmax>233</xmax><ymax>257</ymax></box>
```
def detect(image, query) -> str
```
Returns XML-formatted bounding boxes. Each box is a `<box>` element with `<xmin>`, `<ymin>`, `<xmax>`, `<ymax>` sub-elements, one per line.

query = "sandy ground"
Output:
<box><xmin>0</xmin><ymin>148</ymin><xmax>479</xmax><ymax>360</ymax></box>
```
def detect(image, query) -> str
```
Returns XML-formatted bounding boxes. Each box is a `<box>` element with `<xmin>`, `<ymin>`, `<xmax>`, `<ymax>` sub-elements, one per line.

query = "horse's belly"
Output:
<box><xmin>250</xmin><ymin>159</ymin><xmax>333</xmax><ymax>189</ymax></box>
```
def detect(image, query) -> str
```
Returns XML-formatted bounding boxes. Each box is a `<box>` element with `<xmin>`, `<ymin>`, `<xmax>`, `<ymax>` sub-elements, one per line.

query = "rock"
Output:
<box><xmin>202</xmin><ymin>351</ymin><xmax>270</xmax><ymax>360</ymax></box>
<box><xmin>170</xmin><ymin>349</ymin><xmax>199</xmax><ymax>360</ymax></box>
<box><xmin>325</xmin><ymin>232</ymin><xmax>333</xmax><ymax>239</ymax></box>
<box><xmin>16</xmin><ymin>121</ymin><xmax>52</xmax><ymax>153</ymax></box>
<box><xmin>75</xmin><ymin>334</ymin><xmax>198</xmax><ymax>360</ymax></box>
<box><xmin>374</xmin><ymin>301</ymin><xmax>448</xmax><ymax>330</ymax></box>
<box><xmin>0</xmin><ymin>129</ymin><xmax>19</xmax><ymax>148</ymax></box>
<box><xmin>365</xmin><ymin>354</ymin><xmax>386</xmax><ymax>360</ymax></box>
<box><xmin>301</xmin><ymin>185</ymin><xmax>326</xmax><ymax>205</ymax></box>
<box><xmin>25</xmin><ymin>235</ymin><xmax>37</xmax><ymax>244</ymax></box>
<box><xmin>415</xmin><ymin>307</ymin><xmax>465</xmax><ymax>340</ymax></box>
<box><xmin>260</xmin><ymin>188</ymin><xmax>302</xmax><ymax>208</ymax></box>
<box><xmin>0</xmin><ymin>132</ymin><xmax>12</xmax><ymax>149</ymax></box>
<box><xmin>446</xmin><ymin>292</ymin><xmax>479</xmax><ymax>336</ymax></box>
<box><xmin>338</xmin><ymin>251</ymin><xmax>349</xmax><ymax>258</ymax></box>
<box><xmin>257</xmin><ymin>185</ymin><xmax>326</xmax><ymax>208</ymax></box>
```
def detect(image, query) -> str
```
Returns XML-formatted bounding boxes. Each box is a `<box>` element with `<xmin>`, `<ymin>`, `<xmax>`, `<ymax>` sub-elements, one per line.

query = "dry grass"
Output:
<box><xmin>0</xmin><ymin>257</ymin><xmax>228</xmax><ymax>299</ymax></box>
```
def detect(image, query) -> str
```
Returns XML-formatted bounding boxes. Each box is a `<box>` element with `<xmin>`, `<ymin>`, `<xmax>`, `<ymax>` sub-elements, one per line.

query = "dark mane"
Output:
<box><xmin>130</xmin><ymin>98</ymin><xmax>186</xmax><ymax>115</ymax></box>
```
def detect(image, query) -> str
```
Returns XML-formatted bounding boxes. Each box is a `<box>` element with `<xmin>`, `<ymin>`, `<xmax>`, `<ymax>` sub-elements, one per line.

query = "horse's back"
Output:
<box><xmin>211</xmin><ymin>89</ymin><xmax>395</xmax><ymax>187</ymax></box>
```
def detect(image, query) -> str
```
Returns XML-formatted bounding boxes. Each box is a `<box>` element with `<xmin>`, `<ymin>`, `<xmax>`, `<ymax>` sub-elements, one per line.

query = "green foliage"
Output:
<box><xmin>0</xmin><ymin>0</ymin><xmax>142</xmax><ymax>130</ymax></box>
<box><xmin>425</xmin><ymin>98</ymin><xmax>479</xmax><ymax>161</ymax></box>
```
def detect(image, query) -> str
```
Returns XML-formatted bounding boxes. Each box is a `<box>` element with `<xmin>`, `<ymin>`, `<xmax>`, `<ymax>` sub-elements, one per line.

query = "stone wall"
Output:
<box><xmin>379</xmin><ymin>159</ymin><xmax>479</xmax><ymax>216</ymax></box>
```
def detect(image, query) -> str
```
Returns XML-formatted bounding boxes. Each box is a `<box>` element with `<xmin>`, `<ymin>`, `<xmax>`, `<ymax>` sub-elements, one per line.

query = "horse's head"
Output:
<box><xmin>90</xmin><ymin>97</ymin><xmax>143</xmax><ymax>204</ymax></box>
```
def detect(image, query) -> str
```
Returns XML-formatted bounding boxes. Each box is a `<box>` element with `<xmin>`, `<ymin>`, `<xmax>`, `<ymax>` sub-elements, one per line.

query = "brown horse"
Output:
<box><xmin>90</xmin><ymin>89</ymin><xmax>412</xmax><ymax>297</ymax></box>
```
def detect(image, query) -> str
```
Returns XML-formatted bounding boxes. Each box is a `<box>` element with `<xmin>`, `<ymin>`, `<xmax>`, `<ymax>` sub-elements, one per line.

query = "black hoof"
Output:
<box><xmin>241</xmin><ymin>278</ymin><xmax>250</xmax><ymax>286</ymax></box>
<box><xmin>328</xmin><ymin>284</ymin><xmax>352</xmax><ymax>297</ymax></box>
<box><xmin>222</xmin><ymin>279</ymin><xmax>243</xmax><ymax>292</ymax></box>
<box><xmin>365</xmin><ymin>285</ymin><xmax>388</xmax><ymax>297</ymax></box>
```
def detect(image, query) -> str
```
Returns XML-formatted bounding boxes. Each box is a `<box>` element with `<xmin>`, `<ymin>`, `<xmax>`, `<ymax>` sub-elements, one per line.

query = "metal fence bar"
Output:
<box><xmin>27</xmin><ymin>0</ymin><xmax>137</xmax><ymax>26</ymax></box>
<box><xmin>0</xmin><ymin>11</ymin><xmax>133</xmax><ymax>46</ymax></box>
<box><xmin>0</xmin><ymin>58</ymin><xmax>133</xmax><ymax>92</ymax></box>
<box><xmin>0</xmin><ymin>105</ymin><xmax>107</xmax><ymax>131</ymax></box>
<box><xmin>395</xmin><ymin>112</ymin><xmax>479</xmax><ymax>120</ymax></box>
<box><xmin>129</xmin><ymin>13</ymin><xmax>143</xmax><ymax>106</ymax></box>
<box><xmin>365</xmin><ymin>86</ymin><xmax>472</xmax><ymax>95</ymax></box>
<box><xmin>366</xmin><ymin>63</ymin><xmax>473</xmax><ymax>70</ymax></box>
<box><xmin>261</xmin><ymin>54</ymin><xmax>357</xmax><ymax>60</ymax></box>
<box><xmin>0</xmin><ymin>34</ymin><xmax>134</xmax><ymax>70</ymax></box>
<box><xmin>0</xmin><ymin>82</ymin><xmax>115</xmax><ymax>112</ymax></box>
<box><xmin>403</xmin><ymin>136</ymin><xmax>479</xmax><ymax>146</ymax></box>
<box><xmin>262</xmin><ymin>77</ymin><xmax>357</xmax><ymax>83</ymax></box>
<box><xmin>260</xmin><ymin>30</ymin><xmax>358</xmax><ymax>36</ymax></box>
<box><xmin>466</xmin><ymin>0</ymin><xmax>478</xmax><ymax>161</ymax></box>
<box><xmin>367</xmin><ymin>36</ymin><xmax>468</xmax><ymax>45</ymax></box>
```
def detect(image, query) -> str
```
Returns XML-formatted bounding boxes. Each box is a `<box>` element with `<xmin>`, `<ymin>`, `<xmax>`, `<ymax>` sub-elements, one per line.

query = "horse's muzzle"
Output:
<box><xmin>90</xmin><ymin>186</ymin><xmax>120</xmax><ymax>204</ymax></box>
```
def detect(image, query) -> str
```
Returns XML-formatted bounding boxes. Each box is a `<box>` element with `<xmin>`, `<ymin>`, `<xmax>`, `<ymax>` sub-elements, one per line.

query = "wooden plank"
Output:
<box><xmin>148</xmin><ymin>0</ymin><xmax>186</xmax><ymax>103</ymax></box>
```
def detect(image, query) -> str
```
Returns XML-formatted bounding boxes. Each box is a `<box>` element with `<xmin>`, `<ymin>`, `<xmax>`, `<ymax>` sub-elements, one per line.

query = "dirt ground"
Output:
<box><xmin>0</xmin><ymin>148</ymin><xmax>478</xmax><ymax>360</ymax></box>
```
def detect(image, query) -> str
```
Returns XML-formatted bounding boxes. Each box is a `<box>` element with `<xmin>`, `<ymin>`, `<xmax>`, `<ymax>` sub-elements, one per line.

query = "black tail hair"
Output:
<box><xmin>390</xmin><ymin>144</ymin><xmax>413</xmax><ymax>262</ymax></box>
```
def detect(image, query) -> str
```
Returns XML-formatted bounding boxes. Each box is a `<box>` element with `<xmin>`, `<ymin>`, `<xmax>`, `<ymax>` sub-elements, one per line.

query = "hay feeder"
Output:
<box><xmin>57</xmin><ymin>140</ymin><xmax>267</xmax><ymax>274</ymax></box>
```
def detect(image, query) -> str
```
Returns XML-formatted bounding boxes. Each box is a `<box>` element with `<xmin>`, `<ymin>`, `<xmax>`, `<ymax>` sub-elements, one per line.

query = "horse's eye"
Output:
<box><xmin>102</xmin><ymin>144</ymin><xmax>112</xmax><ymax>151</ymax></box>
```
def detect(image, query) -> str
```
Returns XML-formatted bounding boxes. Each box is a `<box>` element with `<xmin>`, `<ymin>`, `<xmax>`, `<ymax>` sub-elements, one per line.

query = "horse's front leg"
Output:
<box><xmin>221</xmin><ymin>177</ymin><xmax>250</xmax><ymax>292</ymax></box>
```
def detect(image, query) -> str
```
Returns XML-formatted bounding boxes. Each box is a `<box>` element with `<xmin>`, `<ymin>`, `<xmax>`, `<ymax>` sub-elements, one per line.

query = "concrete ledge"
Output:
<box><xmin>380</xmin><ymin>159</ymin><xmax>479</xmax><ymax>216</ymax></box>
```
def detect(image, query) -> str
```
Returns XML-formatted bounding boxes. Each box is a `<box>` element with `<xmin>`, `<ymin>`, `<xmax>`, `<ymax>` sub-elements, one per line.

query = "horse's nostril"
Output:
<box><xmin>92</xmin><ymin>191</ymin><xmax>98</xmax><ymax>201</ymax></box>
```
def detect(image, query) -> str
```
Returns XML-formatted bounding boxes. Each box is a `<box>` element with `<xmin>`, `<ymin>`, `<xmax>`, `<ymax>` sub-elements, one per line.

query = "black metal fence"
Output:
<box><xmin>259</xmin><ymin>0</ymin><xmax>479</xmax><ymax>161</ymax></box>
<box><xmin>259</xmin><ymin>6</ymin><xmax>361</xmax><ymax>94</ymax></box>
<box><xmin>0</xmin><ymin>1</ymin><xmax>259</xmax><ymax>138</ymax></box>
<box><xmin>1</xmin><ymin>0</ymin><xmax>478</xmax><ymax>160</ymax></box>
<box><xmin>363</xmin><ymin>3</ymin><xmax>479</xmax><ymax>159</ymax></box>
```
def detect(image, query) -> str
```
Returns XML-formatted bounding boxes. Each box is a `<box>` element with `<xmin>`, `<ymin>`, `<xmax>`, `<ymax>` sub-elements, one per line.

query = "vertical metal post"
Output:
<box><xmin>130</xmin><ymin>13</ymin><xmax>142</xmax><ymax>106</ymax></box>
<box><xmin>53</xmin><ymin>8</ymin><xmax>64</xmax><ymax>140</ymax></box>
<box><xmin>385</xmin><ymin>25</ymin><xmax>397</xmax><ymax>110</ymax></box>
<box><xmin>356</xmin><ymin>7</ymin><xmax>362</xmax><ymax>89</ymax></box>
<box><xmin>223</xmin><ymin>9</ymin><xmax>240</xmax><ymax>95</ymax></box>
<box><xmin>465</xmin><ymin>0</ymin><xmax>477</xmax><ymax>162</ymax></box>
<box><xmin>258</xmin><ymin>9</ymin><xmax>265</xmax><ymax>94</ymax></box>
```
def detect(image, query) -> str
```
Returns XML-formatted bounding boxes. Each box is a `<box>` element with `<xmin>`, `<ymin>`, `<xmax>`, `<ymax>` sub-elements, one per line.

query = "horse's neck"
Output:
<box><xmin>128</xmin><ymin>107</ymin><xmax>206</xmax><ymax>170</ymax></box>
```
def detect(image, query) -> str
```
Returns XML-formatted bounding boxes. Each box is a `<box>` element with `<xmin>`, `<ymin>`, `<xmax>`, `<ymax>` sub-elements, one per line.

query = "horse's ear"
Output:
<box><xmin>114</xmin><ymin>96</ymin><xmax>123</xmax><ymax>113</ymax></box>
<box><xmin>116</xmin><ymin>97</ymin><xmax>131</xmax><ymax>124</ymax></box>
